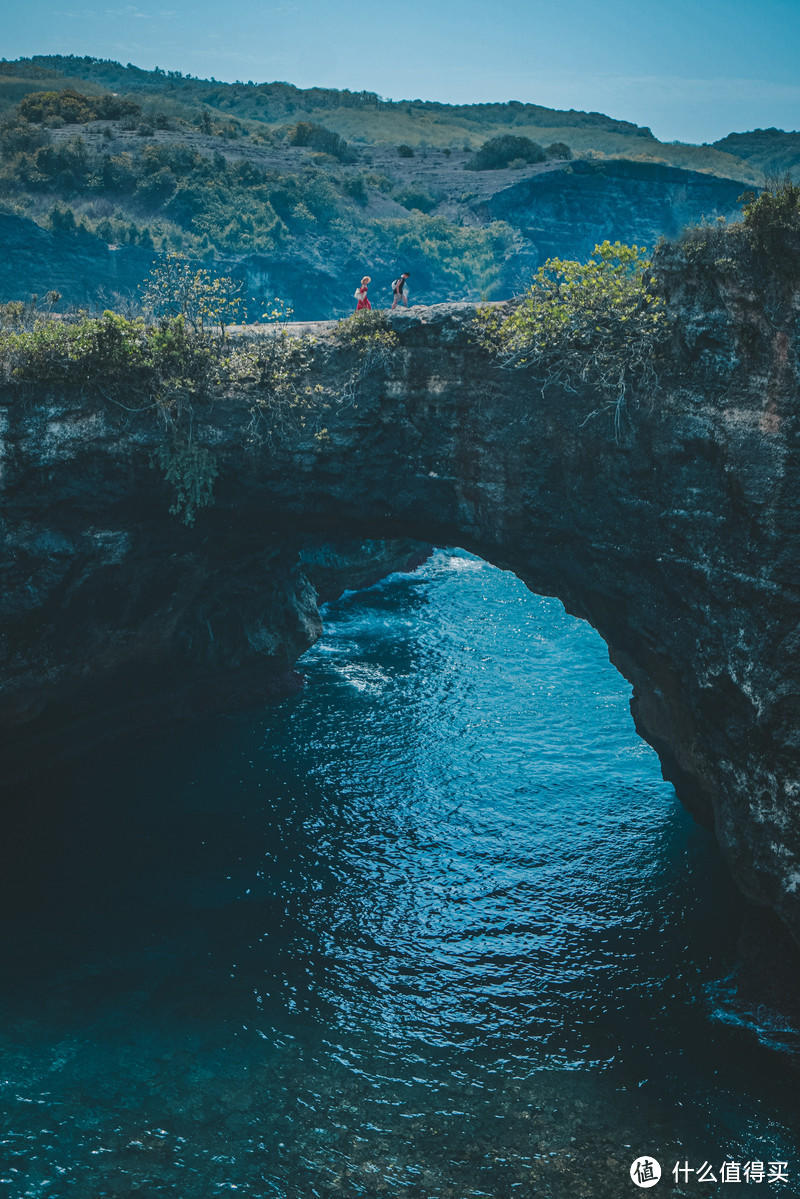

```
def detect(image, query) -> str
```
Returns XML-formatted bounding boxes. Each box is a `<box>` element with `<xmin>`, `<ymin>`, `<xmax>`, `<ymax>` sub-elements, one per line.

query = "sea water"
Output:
<box><xmin>0</xmin><ymin>550</ymin><xmax>797</xmax><ymax>1198</ymax></box>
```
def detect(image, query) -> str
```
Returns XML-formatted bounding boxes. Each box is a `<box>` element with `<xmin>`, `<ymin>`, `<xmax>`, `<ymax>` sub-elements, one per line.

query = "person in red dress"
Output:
<box><xmin>354</xmin><ymin>275</ymin><xmax>372</xmax><ymax>311</ymax></box>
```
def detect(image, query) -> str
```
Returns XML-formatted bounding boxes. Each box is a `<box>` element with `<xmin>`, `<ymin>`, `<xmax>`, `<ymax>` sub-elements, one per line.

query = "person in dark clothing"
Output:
<box><xmin>391</xmin><ymin>272</ymin><xmax>410</xmax><ymax>309</ymax></box>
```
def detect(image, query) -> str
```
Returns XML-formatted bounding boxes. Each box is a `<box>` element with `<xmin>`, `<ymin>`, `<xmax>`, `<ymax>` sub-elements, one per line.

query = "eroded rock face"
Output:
<box><xmin>1</xmin><ymin>260</ymin><xmax>798</xmax><ymax>943</ymax></box>
<box><xmin>0</xmin><ymin>212</ymin><xmax>156</xmax><ymax>307</ymax></box>
<box><xmin>485</xmin><ymin>159</ymin><xmax>746</xmax><ymax>265</ymax></box>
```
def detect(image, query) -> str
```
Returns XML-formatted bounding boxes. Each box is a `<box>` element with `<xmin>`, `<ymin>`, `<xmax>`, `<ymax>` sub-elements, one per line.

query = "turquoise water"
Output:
<box><xmin>1</xmin><ymin>550</ymin><xmax>798</xmax><ymax>1198</ymax></box>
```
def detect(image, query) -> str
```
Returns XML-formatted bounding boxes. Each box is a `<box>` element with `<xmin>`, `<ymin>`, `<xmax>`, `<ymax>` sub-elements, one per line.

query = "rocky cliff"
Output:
<box><xmin>0</xmin><ymin>212</ymin><xmax>156</xmax><ymax>306</ymax></box>
<box><xmin>1</xmin><ymin>248</ymin><xmax>798</xmax><ymax>944</ymax></box>
<box><xmin>485</xmin><ymin>159</ymin><xmax>746</xmax><ymax>266</ymax></box>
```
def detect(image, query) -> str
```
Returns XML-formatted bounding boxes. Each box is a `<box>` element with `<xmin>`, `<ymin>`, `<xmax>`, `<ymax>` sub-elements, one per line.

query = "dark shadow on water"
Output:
<box><xmin>1</xmin><ymin>550</ymin><xmax>798</xmax><ymax>1198</ymax></box>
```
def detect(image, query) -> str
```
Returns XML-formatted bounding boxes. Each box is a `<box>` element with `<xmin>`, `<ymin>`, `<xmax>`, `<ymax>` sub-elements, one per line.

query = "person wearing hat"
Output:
<box><xmin>391</xmin><ymin>272</ymin><xmax>410</xmax><ymax>309</ymax></box>
<box><xmin>354</xmin><ymin>275</ymin><xmax>372</xmax><ymax>311</ymax></box>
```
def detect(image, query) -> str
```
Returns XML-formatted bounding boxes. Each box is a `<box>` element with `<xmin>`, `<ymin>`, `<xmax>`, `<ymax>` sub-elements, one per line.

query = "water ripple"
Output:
<box><xmin>0</xmin><ymin>550</ymin><xmax>797</xmax><ymax>1197</ymax></box>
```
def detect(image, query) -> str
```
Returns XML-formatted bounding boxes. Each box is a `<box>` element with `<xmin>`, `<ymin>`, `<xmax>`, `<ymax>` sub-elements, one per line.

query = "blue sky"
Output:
<box><xmin>4</xmin><ymin>0</ymin><xmax>799</xmax><ymax>143</ymax></box>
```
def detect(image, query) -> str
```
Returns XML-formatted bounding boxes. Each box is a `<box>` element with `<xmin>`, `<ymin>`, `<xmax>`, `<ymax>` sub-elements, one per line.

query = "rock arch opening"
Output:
<box><xmin>1</xmin><ymin>302</ymin><xmax>797</xmax><ymax>945</ymax></box>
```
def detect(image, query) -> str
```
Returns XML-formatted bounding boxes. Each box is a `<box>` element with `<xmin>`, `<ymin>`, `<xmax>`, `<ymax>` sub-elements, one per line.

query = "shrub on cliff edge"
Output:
<box><xmin>475</xmin><ymin>241</ymin><xmax>667</xmax><ymax>432</ymax></box>
<box><xmin>0</xmin><ymin>294</ymin><xmax>324</xmax><ymax>525</ymax></box>
<box><xmin>741</xmin><ymin>176</ymin><xmax>800</xmax><ymax>268</ymax></box>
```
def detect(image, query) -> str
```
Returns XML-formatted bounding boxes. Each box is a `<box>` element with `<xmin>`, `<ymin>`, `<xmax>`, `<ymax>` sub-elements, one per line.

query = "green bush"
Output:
<box><xmin>741</xmin><ymin>176</ymin><xmax>800</xmax><ymax>265</ymax></box>
<box><xmin>343</xmin><ymin>174</ymin><xmax>369</xmax><ymax>206</ymax></box>
<box><xmin>466</xmin><ymin>135</ymin><xmax>546</xmax><ymax>171</ymax></box>
<box><xmin>361</xmin><ymin>172</ymin><xmax>393</xmax><ymax>194</ymax></box>
<box><xmin>669</xmin><ymin>180</ymin><xmax>800</xmax><ymax>283</ymax></box>
<box><xmin>476</xmin><ymin>241</ymin><xmax>667</xmax><ymax>426</ymax></box>
<box><xmin>0</xmin><ymin>292</ymin><xmax>60</xmax><ymax>331</ymax></box>
<box><xmin>332</xmin><ymin>308</ymin><xmax>398</xmax><ymax>351</ymax></box>
<box><xmin>546</xmin><ymin>142</ymin><xmax>572</xmax><ymax>160</ymax></box>
<box><xmin>0</xmin><ymin>119</ymin><xmax>49</xmax><ymax>155</ymax></box>
<box><xmin>29</xmin><ymin>137</ymin><xmax>91</xmax><ymax>191</ymax></box>
<box><xmin>18</xmin><ymin>88</ymin><xmax>140</xmax><ymax>125</ymax></box>
<box><xmin>135</xmin><ymin>166</ymin><xmax>178</xmax><ymax>206</ymax></box>
<box><xmin>0</xmin><ymin>310</ymin><xmax>151</xmax><ymax>383</ymax></box>
<box><xmin>289</xmin><ymin>121</ymin><xmax>354</xmax><ymax>162</ymax></box>
<box><xmin>394</xmin><ymin>187</ymin><xmax>437</xmax><ymax>213</ymax></box>
<box><xmin>141</xmin><ymin>252</ymin><xmax>243</xmax><ymax>332</ymax></box>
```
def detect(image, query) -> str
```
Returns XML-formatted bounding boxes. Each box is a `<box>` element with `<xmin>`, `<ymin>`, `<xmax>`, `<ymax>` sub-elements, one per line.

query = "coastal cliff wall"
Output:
<box><xmin>1</xmin><ymin>251</ymin><xmax>798</xmax><ymax>942</ymax></box>
<box><xmin>485</xmin><ymin>159</ymin><xmax>746</xmax><ymax>266</ymax></box>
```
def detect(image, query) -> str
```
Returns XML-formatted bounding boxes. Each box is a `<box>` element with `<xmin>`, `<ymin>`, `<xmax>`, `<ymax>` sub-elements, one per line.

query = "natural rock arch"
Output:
<box><xmin>1</xmin><ymin>288</ymin><xmax>798</xmax><ymax>944</ymax></box>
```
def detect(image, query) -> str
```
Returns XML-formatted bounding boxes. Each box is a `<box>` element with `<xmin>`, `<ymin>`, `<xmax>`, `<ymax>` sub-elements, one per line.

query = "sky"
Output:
<box><xmin>3</xmin><ymin>0</ymin><xmax>800</xmax><ymax>144</ymax></box>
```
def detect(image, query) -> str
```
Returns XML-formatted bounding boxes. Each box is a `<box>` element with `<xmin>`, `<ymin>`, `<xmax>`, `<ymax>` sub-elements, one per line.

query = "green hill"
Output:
<box><xmin>713</xmin><ymin>129</ymin><xmax>800</xmax><ymax>179</ymax></box>
<box><xmin>0</xmin><ymin>54</ymin><xmax>773</xmax><ymax>318</ymax></box>
<box><xmin>0</xmin><ymin>55</ymin><xmax>765</xmax><ymax>178</ymax></box>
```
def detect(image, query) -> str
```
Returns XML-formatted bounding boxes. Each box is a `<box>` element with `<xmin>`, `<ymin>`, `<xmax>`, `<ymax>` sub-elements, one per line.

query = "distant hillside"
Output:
<box><xmin>2</xmin><ymin>55</ymin><xmax>650</xmax><ymax>133</ymax></box>
<box><xmin>0</xmin><ymin>55</ymin><xmax>765</xmax><ymax>318</ymax></box>
<box><xmin>0</xmin><ymin>55</ymin><xmax>764</xmax><ymax>180</ymax></box>
<box><xmin>713</xmin><ymin>129</ymin><xmax>800</xmax><ymax>179</ymax></box>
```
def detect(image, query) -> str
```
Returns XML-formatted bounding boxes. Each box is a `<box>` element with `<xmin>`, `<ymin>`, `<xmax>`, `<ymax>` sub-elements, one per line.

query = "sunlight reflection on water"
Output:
<box><xmin>0</xmin><ymin>549</ymin><xmax>797</xmax><ymax>1197</ymax></box>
